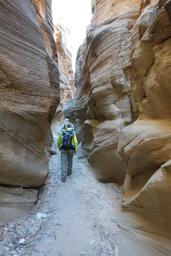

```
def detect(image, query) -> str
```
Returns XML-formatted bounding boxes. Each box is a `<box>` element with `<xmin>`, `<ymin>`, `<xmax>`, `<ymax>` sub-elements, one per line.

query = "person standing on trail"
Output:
<box><xmin>57</xmin><ymin>120</ymin><xmax>78</xmax><ymax>182</ymax></box>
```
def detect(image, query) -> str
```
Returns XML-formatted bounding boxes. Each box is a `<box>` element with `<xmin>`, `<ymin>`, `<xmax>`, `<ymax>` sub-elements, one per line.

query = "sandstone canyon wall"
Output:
<box><xmin>118</xmin><ymin>1</ymin><xmax>171</xmax><ymax>255</ymax></box>
<box><xmin>72</xmin><ymin>0</ymin><xmax>171</xmax><ymax>255</ymax></box>
<box><xmin>50</xmin><ymin>24</ymin><xmax>75</xmax><ymax>141</ymax></box>
<box><xmin>0</xmin><ymin>0</ymin><xmax>59</xmax><ymax>204</ymax></box>
<box><xmin>55</xmin><ymin>24</ymin><xmax>75</xmax><ymax>118</ymax></box>
<box><xmin>70</xmin><ymin>0</ymin><xmax>142</xmax><ymax>182</ymax></box>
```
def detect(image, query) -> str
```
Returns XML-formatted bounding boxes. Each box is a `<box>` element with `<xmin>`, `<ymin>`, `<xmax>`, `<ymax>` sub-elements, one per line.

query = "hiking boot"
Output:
<box><xmin>61</xmin><ymin>176</ymin><xmax>67</xmax><ymax>182</ymax></box>
<box><xmin>67</xmin><ymin>172</ymin><xmax>72</xmax><ymax>176</ymax></box>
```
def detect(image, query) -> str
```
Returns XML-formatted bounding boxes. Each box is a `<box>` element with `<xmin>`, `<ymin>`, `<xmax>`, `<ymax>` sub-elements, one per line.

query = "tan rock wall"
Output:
<box><xmin>73</xmin><ymin>0</ymin><xmax>171</xmax><ymax>254</ymax></box>
<box><xmin>0</xmin><ymin>0</ymin><xmax>59</xmax><ymax>203</ymax></box>
<box><xmin>71</xmin><ymin>0</ymin><xmax>142</xmax><ymax>182</ymax></box>
<box><xmin>91</xmin><ymin>0</ymin><xmax>141</xmax><ymax>26</ymax></box>
<box><xmin>119</xmin><ymin>0</ymin><xmax>171</xmax><ymax>206</ymax></box>
<box><xmin>74</xmin><ymin>0</ymin><xmax>171</xmax><ymax>213</ymax></box>
<box><xmin>54</xmin><ymin>24</ymin><xmax>75</xmax><ymax>117</ymax></box>
<box><xmin>118</xmin><ymin>1</ymin><xmax>171</xmax><ymax>243</ymax></box>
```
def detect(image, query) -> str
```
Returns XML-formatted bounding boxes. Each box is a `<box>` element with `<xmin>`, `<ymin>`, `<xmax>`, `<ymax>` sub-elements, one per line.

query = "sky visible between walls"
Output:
<box><xmin>52</xmin><ymin>0</ymin><xmax>92</xmax><ymax>71</ymax></box>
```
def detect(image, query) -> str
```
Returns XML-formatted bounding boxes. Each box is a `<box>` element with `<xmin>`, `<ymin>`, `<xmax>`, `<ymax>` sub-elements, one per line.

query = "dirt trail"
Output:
<box><xmin>0</xmin><ymin>153</ymin><xmax>121</xmax><ymax>256</ymax></box>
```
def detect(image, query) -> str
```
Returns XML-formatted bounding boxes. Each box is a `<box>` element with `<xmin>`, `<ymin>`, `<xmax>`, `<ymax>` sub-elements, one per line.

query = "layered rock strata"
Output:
<box><xmin>50</xmin><ymin>24</ymin><xmax>75</xmax><ymax>139</ymax></box>
<box><xmin>0</xmin><ymin>0</ymin><xmax>59</xmax><ymax>204</ymax></box>
<box><xmin>119</xmin><ymin>0</ymin><xmax>171</xmax><ymax>205</ymax></box>
<box><xmin>70</xmin><ymin>0</ymin><xmax>142</xmax><ymax>182</ymax></box>
<box><xmin>118</xmin><ymin>2</ymin><xmax>171</xmax><ymax>254</ymax></box>
<box><xmin>55</xmin><ymin>24</ymin><xmax>75</xmax><ymax>117</ymax></box>
<box><xmin>72</xmin><ymin>0</ymin><xmax>171</xmax><ymax>254</ymax></box>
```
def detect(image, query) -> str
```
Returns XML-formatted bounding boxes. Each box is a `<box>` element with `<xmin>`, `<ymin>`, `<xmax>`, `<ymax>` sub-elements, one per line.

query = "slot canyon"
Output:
<box><xmin>0</xmin><ymin>0</ymin><xmax>171</xmax><ymax>255</ymax></box>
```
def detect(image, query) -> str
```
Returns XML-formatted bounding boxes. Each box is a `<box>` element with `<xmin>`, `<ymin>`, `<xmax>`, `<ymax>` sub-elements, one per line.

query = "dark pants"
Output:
<box><xmin>61</xmin><ymin>150</ymin><xmax>74</xmax><ymax>180</ymax></box>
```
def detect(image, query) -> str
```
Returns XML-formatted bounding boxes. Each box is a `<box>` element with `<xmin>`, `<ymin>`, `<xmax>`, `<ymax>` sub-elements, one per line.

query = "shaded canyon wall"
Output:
<box><xmin>0</xmin><ymin>0</ymin><xmax>59</xmax><ymax>204</ymax></box>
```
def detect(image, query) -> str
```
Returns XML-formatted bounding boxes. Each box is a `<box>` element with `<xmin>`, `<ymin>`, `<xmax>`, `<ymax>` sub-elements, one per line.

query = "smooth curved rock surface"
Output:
<box><xmin>120</xmin><ymin>0</ymin><xmax>171</xmax><ymax>208</ymax></box>
<box><xmin>70</xmin><ymin>0</ymin><xmax>141</xmax><ymax>182</ymax></box>
<box><xmin>118</xmin><ymin>1</ymin><xmax>171</xmax><ymax>255</ymax></box>
<box><xmin>87</xmin><ymin>120</ymin><xmax>125</xmax><ymax>182</ymax></box>
<box><xmin>0</xmin><ymin>0</ymin><xmax>59</xmax><ymax>203</ymax></box>
<box><xmin>72</xmin><ymin>0</ymin><xmax>171</xmax><ymax>255</ymax></box>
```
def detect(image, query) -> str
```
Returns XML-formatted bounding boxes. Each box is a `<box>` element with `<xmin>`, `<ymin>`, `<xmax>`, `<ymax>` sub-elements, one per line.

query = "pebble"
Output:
<box><xmin>19</xmin><ymin>238</ymin><xmax>25</xmax><ymax>244</ymax></box>
<box><xmin>36</xmin><ymin>213</ymin><xmax>47</xmax><ymax>220</ymax></box>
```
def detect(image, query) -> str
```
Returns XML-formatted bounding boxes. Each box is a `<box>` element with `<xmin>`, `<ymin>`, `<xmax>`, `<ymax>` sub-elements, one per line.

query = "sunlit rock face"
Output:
<box><xmin>50</xmin><ymin>24</ymin><xmax>75</xmax><ymax>140</ymax></box>
<box><xmin>119</xmin><ymin>0</ymin><xmax>171</xmax><ymax>206</ymax></box>
<box><xmin>91</xmin><ymin>0</ymin><xmax>141</xmax><ymax>26</ymax></box>
<box><xmin>116</xmin><ymin>1</ymin><xmax>171</xmax><ymax>255</ymax></box>
<box><xmin>55</xmin><ymin>24</ymin><xmax>75</xmax><ymax>118</ymax></box>
<box><xmin>118</xmin><ymin>2</ymin><xmax>171</xmax><ymax>252</ymax></box>
<box><xmin>73</xmin><ymin>0</ymin><xmax>171</xmax><ymax>254</ymax></box>
<box><xmin>0</xmin><ymin>0</ymin><xmax>59</xmax><ymax>203</ymax></box>
<box><xmin>71</xmin><ymin>0</ymin><xmax>142</xmax><ymax>182</ymax></box>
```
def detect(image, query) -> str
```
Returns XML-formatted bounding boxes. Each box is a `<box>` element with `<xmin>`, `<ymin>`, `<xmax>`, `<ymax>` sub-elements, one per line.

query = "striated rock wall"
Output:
<box><xmin>0</xmin><ymin>0</ymin><xmax>59</xmax><ymax>204</ymax></box>
<box><xmin>118</xmin><ymin>2</ymin><xmax>171</xmax><ymax>255</ymax></box>
<box><xmin>72</xmin><ymin>0</ymin><xmax>171</xmax><ymax>254</ymax></box>
<box><xmin>119</xmin><ymin>0</ymin><xmax>171</xmax><ymax>201</ymax></box>
<box><xmin>50</xmin><ymin>24</ymin><xmax>75</xmax><ymax>141</ymax></box>
<box><xmin>54</xmin><ymin>24</ymin><xmax>75</xmax><ymax>117</ymax></box>
<box><xmin>71</xmin><ymin>0</ymin><xmax>142</xmax><ymax>182</ymax></box>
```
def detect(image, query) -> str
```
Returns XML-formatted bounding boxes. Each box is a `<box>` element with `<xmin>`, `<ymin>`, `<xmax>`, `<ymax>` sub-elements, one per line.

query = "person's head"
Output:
<box><xmin>64</xmin><ymin>118</ymin><xmax>69</xmax><ymax>123</ymax></box>
<box><xmin>67</xmin><ymin>123</ymin><xmax>72</xmax><ymax>129</ymax></box>
<box><xmin>61</xmin><ymin>118</ymin><xmax>74</xmax><ymax>131</ymax></box>
<box><xmin>63</xmin><ymin>123</ymin><xmax>72</xmax><ymax>130</ymax></box>
<box><xmin>63</xmin><ymin>124</ymin><xmax>68</xmax><ymax>130</ymax></box>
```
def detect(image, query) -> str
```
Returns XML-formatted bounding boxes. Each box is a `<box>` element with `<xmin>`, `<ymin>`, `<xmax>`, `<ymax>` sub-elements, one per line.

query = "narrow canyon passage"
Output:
<box><xmin>1</xmin><ymin>0</ymin><xmax>171</xmax><ymax>255</ymax></box>
<box><xmin>0</xmin><ymin>153</ymin><xmax>120</xmax><ymax>256</ymax></box>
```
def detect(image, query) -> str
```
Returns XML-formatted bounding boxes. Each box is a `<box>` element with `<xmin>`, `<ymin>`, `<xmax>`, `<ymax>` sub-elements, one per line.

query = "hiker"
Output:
<box><xmin>57</xmin><ymin>120</ymin><xmax>78</xmax><ymax>182</ymax></box>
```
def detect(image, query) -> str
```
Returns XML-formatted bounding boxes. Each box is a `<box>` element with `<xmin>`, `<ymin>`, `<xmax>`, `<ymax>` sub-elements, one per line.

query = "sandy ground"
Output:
<box><xmin>0</xmin><ymin>153</ymin><xmax>121</xmax><ymax>256</ymax></box>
